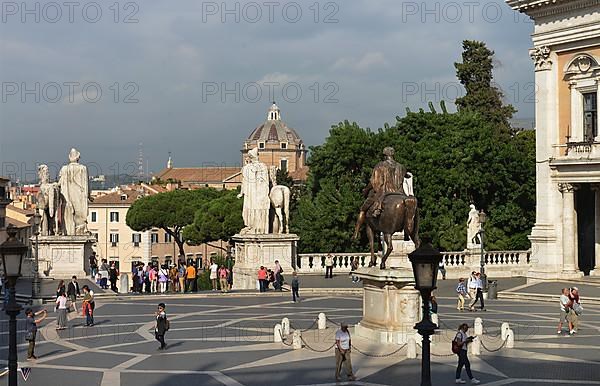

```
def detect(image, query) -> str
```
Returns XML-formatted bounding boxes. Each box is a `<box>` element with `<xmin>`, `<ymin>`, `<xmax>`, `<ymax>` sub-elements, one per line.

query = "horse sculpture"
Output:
<box><xmin>269</xmin><ymin>166</ymin><xmax>291</xmax><ymax>234</ymax></box>
<box><xmin>364</xmin><ymin>193</ymin><xmax>420</xmax><ymax>269</ymax></box>
<box><xmin>37</xmin><ymin>164</ymin><xmax>62</xmax><ymax>236</ymax></box>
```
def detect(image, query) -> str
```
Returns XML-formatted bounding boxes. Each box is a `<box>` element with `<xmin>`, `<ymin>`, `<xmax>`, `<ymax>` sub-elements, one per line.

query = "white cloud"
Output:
<box><xmin>332</xmin><ymin>52</ymin><xmax>389</xmax><ymax>72</ymax></box>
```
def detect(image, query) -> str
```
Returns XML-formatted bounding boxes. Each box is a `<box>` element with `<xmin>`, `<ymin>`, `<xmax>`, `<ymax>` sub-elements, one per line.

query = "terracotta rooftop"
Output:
<box><xmin>7</xmin><ymin>205</ymin><xmax>35</xmax><ymax>216</ymax></box>
<box><xmin>289</xmin><ymin>166</ymin><xmax>309</xmax><ymax>182</ymax></box>
<box><xmin>91</xmin><ymin>188</ymin><xmax>151</xmax><ymax>205</ymax></box>
<box><xmin>7</xmin><ymin>217</ymin><xmax>30</xmax><ymax>228</ymax></box>
<box><xmin>154</xmin><ymin>167</ymin><xmax>241</xmax><ymax>184</ymax></box>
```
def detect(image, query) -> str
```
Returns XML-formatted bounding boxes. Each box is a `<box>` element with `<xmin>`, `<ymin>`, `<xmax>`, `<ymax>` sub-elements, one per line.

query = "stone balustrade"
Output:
<box><xmin>296</xmin><ymin>249</ymin><xmax>531</xmax><ymax>278</ymax></box>
<box><xmin>295</xmin><ymin>253</ymin><xmax>370</xmax><ymax>273</ymax></box>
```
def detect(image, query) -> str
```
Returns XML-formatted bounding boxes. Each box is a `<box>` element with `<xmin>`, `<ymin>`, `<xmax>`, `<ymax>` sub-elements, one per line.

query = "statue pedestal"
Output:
<box><xmin>232</xmin><ymin>233</ymin><xmax>299</xmax><ymax>290</ymax></box>
<box><xmin>386</xmin><ymin>232</ymin><xmax>415</xmax><ymax>269</ymax></box>
<box><xmin>37</xmin><ymin>235</ymin><xmax>96</xmax><ymax>279</ymax></box>
<box><xmin>354</xmin><ymin>267</ymin><xmax>421</xmax><ymax>344</ymax></box>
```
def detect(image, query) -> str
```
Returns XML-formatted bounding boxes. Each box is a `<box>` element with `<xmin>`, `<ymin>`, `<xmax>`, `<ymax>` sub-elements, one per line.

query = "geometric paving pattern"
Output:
<box><xmin>1</xmin><ymin>292</ymin><xmax>599</xmax><ymax>385</ymax></box>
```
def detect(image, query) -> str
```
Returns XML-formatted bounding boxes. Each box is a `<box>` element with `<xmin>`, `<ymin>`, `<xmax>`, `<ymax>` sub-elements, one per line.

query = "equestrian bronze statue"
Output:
<box><xmin>353</xmin><ymin>147</ymin><xmax>420</xmax><ymax>269</ymax></box>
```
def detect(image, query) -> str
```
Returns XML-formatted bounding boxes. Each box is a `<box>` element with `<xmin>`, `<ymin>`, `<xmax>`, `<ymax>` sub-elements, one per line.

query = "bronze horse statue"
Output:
<box><xmin>364</xmin><ymin>193</ymin><xmax>420</xmax><ymax>269</ymax></box>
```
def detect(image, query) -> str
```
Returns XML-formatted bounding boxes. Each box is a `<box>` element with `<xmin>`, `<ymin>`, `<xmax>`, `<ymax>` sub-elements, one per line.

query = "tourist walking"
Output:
<box><xmin>454</xmin><ymin>323</ymin><xmax>480</xmax><ymax>384</ymax></box>
<box><xmin>109</xmin><ymin>262</ymin><xmax>118</xmax><ymax>292</ymax></box>
<box><xmin>55</xmin><ymin>292</ymin><xmax>68</xmax><ymax>330</ymax></box>
<box><xmin>25</xmin><ymin>308</ymin><xmax>47</xmax><ymax>360</ymax></box>
<box><xmin>155</xmin><ymin>302</ymin><xmax>169</xmax><ymax>350</ymax></box>
<box><xmin>178</xmin><ymin>262</ymin><xmax>186</xmax><ymax>293</ymax></box>
<box><xmin>150</xmin><ymin>265</ymin><xmax>158</xmax><ymax>293</ymax></box>
<box><xmin>158</xmin><ymin>265</ymin><xmax>169</xmax><ymax>293</ymax></box>
<box><xmin>218</xmin><ymin>265</ymin><xmax>229</xmax><ymax>293</ymax></box>
<box><xmin>469</xmin><ymin>272</ymin><xmax>485</xmax><ymax>311</ymax></box>
<box><xmin>438</xmin><ymin>260</ymin><xmax>447</xmax><ymax>280</ymax></box>
<box><xmin>274</xmin><ymin>260</ymin><xmax>283</xmax><ymax>291</ymax></box>
<box><xmin>567</xmin><ymin>287</ymin><xmax>582</xmax><ymax>334</ymax></box>
<box><xmin>82</xmin><ymin>285</ymin><xmax>95</xmax><ymax>326</ymax></box>
<box><xmin>169</xmin><ymin>265</ymin><xmax>178</xmax><ymax>292</ymax></box>
<box><xmin>325</xmin><ymin>254</ymin><xmax>334</xmax><ymax>279</ymax></box>
<box><xmin>257</xmin><ymin>266</ymin><xmax>268</xmax><ymax>292</ymax></box>
<box><xmin>210</xmin><ymin>260</ymin><xmax>219</xmax><ymax>291</ymax></box>
<box><xmin>335</xmin><ymin>322</ymin><xmax>356</xmax><ymax>382</ymax></box>
<box><xmin>456</xmin><ymin>278</ymin><xmax>467</xmax><ymax>311</ymax></box>
<box><xmin>56</xmin><ymin>280</ymin><xmax>66</xmax><ymax>298</ymax></box>
<box><xmin>99</xmin><ymin>259</ymin><xmax>109</xmax><ymax>289</ymax></box>
<box><xmin>89</xmin><ymin>253</ymin><xmax>98</xmax><ymax>278</ymax></box>
<box><xmin>185</xmin><ymin>263</ymin><xmax>196</xmax><ymax>293</ymax></box>
<box><xmin>67</xmin><ymin>276</ymin><xmax>80</xmax><ymax>313</ymax></box>
<box><xmin>291</xmin><ymin>272</ymin><xmax>300</xmax><ymax>303</ymax></box>
<box><xmin>557</xmin><ymin>287</ymin><xmax>572</xmax><ymax>335</ymax></box>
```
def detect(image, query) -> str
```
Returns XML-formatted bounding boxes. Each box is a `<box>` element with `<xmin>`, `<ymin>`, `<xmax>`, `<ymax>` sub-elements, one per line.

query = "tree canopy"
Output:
<box><xmin>126</xmin><ymin>188</ymin><xmax>221</xmax><ymax>256</ymax></box>
<box><xmin>182</xmin><ymin>189</ymin><xmax>243</xmax><ymax>251</ymax></box>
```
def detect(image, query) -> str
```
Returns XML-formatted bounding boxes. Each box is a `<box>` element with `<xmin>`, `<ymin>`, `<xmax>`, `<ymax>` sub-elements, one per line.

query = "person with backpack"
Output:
<box><xmin>567</xmin><ymin>287</ymin><xmax>582</xmax><ymax>334</ymax></box>
<box><xmin>453</xmin><ymin>323</ymin><xmax>480</xmax><ymax>384</ymax></box>
<box><xmin>456</xmin><ymin>278</ymin><xmax>468</xmax><ymax>311</ymax></box>
<box><xmin>155</xmin><ymin>302</ymin><xmax>169</xmax><ymax>350</ymax></box>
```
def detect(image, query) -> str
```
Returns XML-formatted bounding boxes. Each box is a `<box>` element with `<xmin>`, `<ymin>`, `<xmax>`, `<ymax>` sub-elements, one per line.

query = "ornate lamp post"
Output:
<box><xmin>1</xmin><ymin>225</ymin><xmax>28</xmax><ymax>386</ymax></box>
<box><xmin>477</xmin><ymin>210</ymin><xmax>487</xmax><ymax>289</ymax></box>
<box><xmin>408</xmin><ymin>238</ymin><xmax>443</xmax><ymax>386</ymax></box>
<box><xmin>32</xmin><ymin>209</ymin><xmax>42</xmax><ymax>304</ymax></box>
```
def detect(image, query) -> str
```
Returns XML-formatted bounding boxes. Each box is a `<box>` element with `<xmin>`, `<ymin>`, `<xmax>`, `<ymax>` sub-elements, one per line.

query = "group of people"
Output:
<box><xmin>558</xmin><ymin>287</ymin><xmax>582</xmax><ymax>335</ymax></box>
<box><xmin>455</xmin><ymin>272</ymin><xmax>486</xmax><ymax>312</ymax></box>
<box><xmin>132</xmin><ymin>262</ymin><xmax>171</xmax><ymax>293</ymax></box>
<box><xmin>257</xmin><ymin>260</ymin><xmax>285</xmax><ymax>292</ymax></box>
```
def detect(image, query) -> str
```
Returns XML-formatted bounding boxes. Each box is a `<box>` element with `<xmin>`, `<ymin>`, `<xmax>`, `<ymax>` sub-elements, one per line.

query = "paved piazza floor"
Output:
<box><xmin>1</xmin><ymin>292</ymin><xmax>599</xmax><ymax>386</ymax></box>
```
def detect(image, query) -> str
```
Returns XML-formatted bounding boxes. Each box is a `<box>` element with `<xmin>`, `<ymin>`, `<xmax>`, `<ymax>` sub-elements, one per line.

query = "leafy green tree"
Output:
<box><xmin>126</xmin><ymin>189</ymin><xmax>221</xmax><ymax>256</ymax></box>
<box><xmin>183</xmin><ymin>189</ymin><xmax>243</xmax><ymax>252</ymax></box>
<box><xmin>454</xmin><ymin>40</ymin><xmax>516</xmax><ymax>131</ymax></box>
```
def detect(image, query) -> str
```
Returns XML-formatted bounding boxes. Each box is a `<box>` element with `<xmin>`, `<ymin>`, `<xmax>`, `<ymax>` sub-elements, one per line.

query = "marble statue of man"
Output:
<box><xmin>237</xmin><ymin>148</ymin><xmax>270</xmax><ymax>234</ymax></box>
<box><xmin>58</xmin><ymin>148</ymin><xmax>91</xmax><ymax>236</ymax></box>
<box><xmin>37</xmin><ymin>164</ymin><xmax>61</xmax><ymax>236</ymax></box>
<box><xmin>467</xmin><ymin>204</ymin><xmax>480</xmax><ymax>248</ymax></box>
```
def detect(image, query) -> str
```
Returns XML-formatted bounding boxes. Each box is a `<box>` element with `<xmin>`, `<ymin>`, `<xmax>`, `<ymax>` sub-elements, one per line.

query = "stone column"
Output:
<box><xmin>591</xmin><ymin>184</ymin><xmax>600</xmax><ymax>275</ymax></box>
<box><xmin>559</xmin><ymin>183</ymin><xmax>578</xmax><ymax>273</ymax></box>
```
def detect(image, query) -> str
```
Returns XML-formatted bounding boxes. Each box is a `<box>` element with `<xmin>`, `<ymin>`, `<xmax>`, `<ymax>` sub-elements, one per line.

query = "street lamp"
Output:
<box><xmin>32</xmin><ymin>209</ymin><xmax>42</xmax><ymax>304</ymax></box>
<box><xmin>408</xmin><ymin>238</ymin><xmax>442</xmax><ymax>386</ymax></box>
<box><xmin>477</xmin><ymin>210</ymin><xmax>487</xmax><ymax>289</ymax></box>
<box><xmin>1</xmin><ymin>225</ymin><xmax>28</xmax><ymax>386</ymax></box>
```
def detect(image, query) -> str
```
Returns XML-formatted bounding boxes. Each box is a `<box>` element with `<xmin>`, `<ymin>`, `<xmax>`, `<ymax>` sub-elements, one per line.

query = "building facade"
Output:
<box><xmin>88</xmin><ymin>185</ymin><xmax>223</xmax><ymax>274</ymax></box>
<box><xmin>242</xmin><ymin>102</ymin><xmax>308</xmax><ymax>178</ymax></box>
<box><xmin>508</xmin><ymin>0</ymin><xmax>600</xmax><ymax>279</ymax></box>
<box><xmin>0</xmin><ymin>177</ymin><xmax>11</xmax><ymax>244</ymax></box>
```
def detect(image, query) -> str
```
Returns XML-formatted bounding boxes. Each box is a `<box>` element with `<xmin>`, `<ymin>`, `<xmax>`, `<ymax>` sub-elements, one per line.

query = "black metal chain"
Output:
<box><xmin>352</xmin><ymin>343</ymin><xmax>407</xmax><ymax>357</ymax></box>
<box><xmin>480</xmin><ymin>336</ymin><xmax>509</xmax><ymax>353</ymax></box>
<box><xmin>299</xmin><ymin>336</ymin><xmax>336</xmax><ymax>352</ymax></box>
<box><xmin>278</xmin><ymin>330</ymin><xmax>293</xmax><ymax>347</ymax></box>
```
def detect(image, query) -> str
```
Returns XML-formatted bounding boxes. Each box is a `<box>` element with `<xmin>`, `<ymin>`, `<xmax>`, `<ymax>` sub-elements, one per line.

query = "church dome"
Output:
<box><xmin>246</xmin><ymin>102</ymin><xmax>303</xmax><ymax>145</ymax></box>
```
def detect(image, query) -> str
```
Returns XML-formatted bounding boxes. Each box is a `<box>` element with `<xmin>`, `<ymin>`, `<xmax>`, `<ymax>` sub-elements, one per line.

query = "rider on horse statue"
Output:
<box><xmin>353</xmin><ymin>147</ymin><xmax>408</xmax><ymax>239</ymax></box>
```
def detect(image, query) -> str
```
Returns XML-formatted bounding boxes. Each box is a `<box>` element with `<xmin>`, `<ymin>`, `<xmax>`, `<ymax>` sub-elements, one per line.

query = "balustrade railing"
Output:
<box><xmin>296</xmin><ymin>250</ymin><xmax>531</xmax><ymax>275</ymax></box>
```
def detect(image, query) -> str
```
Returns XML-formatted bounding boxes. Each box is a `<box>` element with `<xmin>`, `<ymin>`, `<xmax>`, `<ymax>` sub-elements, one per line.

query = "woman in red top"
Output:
<box><xmin>257</xmin><ymin>266</ymin><xmax>268</xmax><ymax>292</ymax></box>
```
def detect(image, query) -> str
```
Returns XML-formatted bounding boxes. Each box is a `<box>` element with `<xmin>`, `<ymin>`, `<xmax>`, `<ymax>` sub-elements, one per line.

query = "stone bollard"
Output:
<box><xmin>474</xmin><ymin>317</ymin><xmax>483</xmax><ymax>336</ymax></box>
<box><xmin>431</xmin><ymin>313</ymin><xmax>439</xmax><ymax>327</ymax></box>
<box><xmin>407</xmin><ymin>337</ymin><xmax>417</xmax><ymax>359</ymax></box>
<box><xmin>501</xmin><ymin>322</ymin><xmax>510</xmax><ymax>341</ymax></box>
<box><xmin>507</xmin><ymin>329</ymin><xmax>514</xmax><ymax>348</ymax></box>
<box><xmin>318</xmin><ymin>313</ymin><xmax>326</xmax><ymax>330</ymax></box>
<box><xmin>274</xmin><ymin>324</ymin><xmax>283</xmax><ymax>343</ymax></box>
<box><xmin>292</xmin><ymin>330</ymin><xmax>303</xmax><ymax>349</ymax></box>
<box><xmin>119</xmin><ymin>273</ymin><xmax>129</xmax><ymax>293</ymax></box>
<box><xmin>470</xmin><ymin>336</ymin><xmax>481</xmax><ymax>356</ymax></box>
<box><xmin>282</xmin><ymin>317</ymin><xmax>290</xmax><ymax>335</ymax></box>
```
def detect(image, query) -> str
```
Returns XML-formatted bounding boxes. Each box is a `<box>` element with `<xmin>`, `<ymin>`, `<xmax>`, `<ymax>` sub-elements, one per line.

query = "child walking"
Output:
<box><xmin>155</xmin><ymin>302</ymin><xmax>169</xmax><ymax>350</ymax></box>
<box><xmin>291</xmin><ymin>272</ymin><xmax>300</xmax><ymax>303</ymax></box>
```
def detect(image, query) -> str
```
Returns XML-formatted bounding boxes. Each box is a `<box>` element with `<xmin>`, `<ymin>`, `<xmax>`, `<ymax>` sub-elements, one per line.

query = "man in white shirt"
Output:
<box><xmin>335</xmin><ymin>322</ymin><xmax>356</xmax><ymax>382</ymax></box>
<box><xmin>557</xmin><ymin>288</ymin><xmax>572</xmax><ymax>335</ymax></box>
<box><xmin>209</xmin><ymin>261</ymin><xmax>219</xmax><ymax>291</ymax></box>
<box><xmin>468</xmin><ymin>272</ymin><xmax>485</xmax><ymax>311</ymax></box>
<box><xmin>325</xmin><ymin>254</ymin><xmax>334</xmax><ymax>279</ymax></box>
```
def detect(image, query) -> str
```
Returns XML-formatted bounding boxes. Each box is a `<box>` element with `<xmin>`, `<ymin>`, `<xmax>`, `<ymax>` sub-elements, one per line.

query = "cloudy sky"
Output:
<box><xmin>0</xmin><ymin>0</ymin><xmax>534</xmax><ymax>182</ymax></box>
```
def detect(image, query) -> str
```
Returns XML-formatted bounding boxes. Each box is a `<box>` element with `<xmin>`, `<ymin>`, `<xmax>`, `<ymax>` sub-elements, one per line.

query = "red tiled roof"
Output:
<box><xmin>154</xmin><ymin>167</ymin><xmax>241</xmax><ymax>184</ymax></box>
<box><xmin>289</xmin><ymin>166</ymin><xmax>309</xmax><ymax>181</ymax></box>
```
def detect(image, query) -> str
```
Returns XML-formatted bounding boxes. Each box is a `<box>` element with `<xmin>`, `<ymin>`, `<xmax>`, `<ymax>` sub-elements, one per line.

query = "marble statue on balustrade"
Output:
<box><xmin>467</xmin><ymin>204</ymin><xmax>481</xmax><ymax>249</ymax></box>
<box><xmin>58</xmin><ymin>148</ymin><xmax>92</xmax><ymax>236</ymax></box>
<box><xmin>237</xmin><ymin>148</ymin><xmax>270</xmax><ymax>234</ymax></box>
<box><xmin>37</xmin><ymin>164</ymin><xmax>61</xmax><ymax>236</ymax></box>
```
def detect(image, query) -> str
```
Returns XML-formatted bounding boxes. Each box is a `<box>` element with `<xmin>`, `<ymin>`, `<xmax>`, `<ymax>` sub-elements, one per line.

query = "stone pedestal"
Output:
<box><xmin>386</xmin><ymin>233</ymin><xmax>415</xmax><ymax>269</ymax></box>
<box><xmin>353</xmin><ymin>267</ymin><xmax>421</xmax><ymax>344</ymax></box>
<box><xmin>37</xmin><ymin>235</ymin><xmax>96</xmax><ymax>279</ymax></box>
<box><xmin>232</xmin><ymin>233</ymin><xmax>299</xmax><ymax>290</ymax></box>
